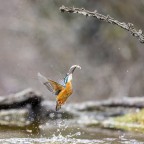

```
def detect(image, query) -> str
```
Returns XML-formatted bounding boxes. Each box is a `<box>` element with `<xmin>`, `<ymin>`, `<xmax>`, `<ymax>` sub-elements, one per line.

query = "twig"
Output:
<box><xmin>60</xmin><ymin>6</ymin><xmax>144</xmax><ymax>44</ymax></box>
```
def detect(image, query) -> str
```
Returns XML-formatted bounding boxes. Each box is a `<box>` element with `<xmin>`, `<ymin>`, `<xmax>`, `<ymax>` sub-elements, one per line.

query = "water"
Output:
<box><xmin>0</xmin><ymin>119</ymin><xmax>144</xmax><ymax>144</ymax></box>
<box><xmin>0</xmin><ymin>129</ymin><xmax>144</xmax><ymax>144</ymax></box>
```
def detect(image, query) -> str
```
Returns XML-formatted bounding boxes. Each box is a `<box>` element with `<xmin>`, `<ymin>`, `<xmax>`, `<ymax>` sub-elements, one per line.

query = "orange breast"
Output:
<box><xmin>57</xmin><ymin>81</ymin><xmax>73</xmax><ymax>105</ymax></box>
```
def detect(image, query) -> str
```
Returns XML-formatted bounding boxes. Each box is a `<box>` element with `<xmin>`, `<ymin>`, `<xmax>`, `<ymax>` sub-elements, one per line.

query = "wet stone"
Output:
<box><xmin>0</xmin><ymin>88</ymin><xmax>43</xmax><ymax>129</ymax></box>
<box><xmin>0</xmin><ymin>109</ymin><xmax>31</xmax><ymax>127</ymax></box>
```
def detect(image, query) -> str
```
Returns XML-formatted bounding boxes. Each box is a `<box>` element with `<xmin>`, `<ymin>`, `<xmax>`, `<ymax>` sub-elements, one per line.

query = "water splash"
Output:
<box><xmin>2</xmin><ymin>117</ymin><xmax>142</xmax><ymax>144</ymax></box>
<box><xmin>0</xmin><ymin>137</ymin><xmax>142</xmax><ymax>144</ymax></box>
<box><xmin>51</xmin><ymin>119</ymin><xmax>82</xmax><ymax>141</ymax></box>
<box><xmin>0</xmin><ymin>138</ymin><xmax>105</xmax><ymax>144</ymax></box>
<box><xmin>0</xmin><ymin>134</ymin><xmax>143</xmax><ymax>144</ymax></box>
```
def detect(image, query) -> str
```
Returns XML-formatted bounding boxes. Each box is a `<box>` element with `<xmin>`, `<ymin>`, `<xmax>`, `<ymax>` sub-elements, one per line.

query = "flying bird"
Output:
<box><xmin>38</xmin><ymin>65</ymin><xmax>81</xmax><ymax>111</ymax></box>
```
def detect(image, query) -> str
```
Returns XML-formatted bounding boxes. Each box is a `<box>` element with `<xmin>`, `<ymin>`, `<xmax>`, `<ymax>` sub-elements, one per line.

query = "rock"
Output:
<box><xmin>102</xmin><ymin>109</ymin><xmax>144</xmax><ymax>132</ymax></box>
<box><xmin>0</xmin><ymin>109</ymin><xmax>30</xmax><ymax>127</ymax></box>
<box><xmin>0</xmin><ymin>88</ymin><xmax>43</xmax><ymax>109</ymax></box>
<box><xmin>39</xmin><ymin>101</ymin><xmax>76</xmax><ymax>121</ymax></box>
<box><xmin>1</xmin><ymin>89</ymin><xmax>144</xmax><ymax>133</ymax></box>
<box><xmin>0</xmin><ymin>88</ymin><xmax>43</xmax><ymax>129</ymax></box>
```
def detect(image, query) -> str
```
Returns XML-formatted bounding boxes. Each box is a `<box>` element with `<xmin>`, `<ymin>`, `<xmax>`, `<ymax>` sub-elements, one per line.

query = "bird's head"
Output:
<box><xmin>64</xmin><ymin>65</ymin><xmax>81</xmax><ymax>83</ymax></box>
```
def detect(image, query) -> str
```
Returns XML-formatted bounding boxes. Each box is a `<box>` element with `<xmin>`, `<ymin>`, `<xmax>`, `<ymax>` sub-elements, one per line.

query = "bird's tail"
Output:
<box><xmin>56</xmin><ymin>101</ymin><xmax>61</xmax><ymax>111</ymax></box>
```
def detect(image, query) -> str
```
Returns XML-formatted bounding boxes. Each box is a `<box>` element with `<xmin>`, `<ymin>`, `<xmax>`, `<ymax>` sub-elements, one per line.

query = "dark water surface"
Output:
<box><xmin>0</xmin><ymin>120</ymin><xmax>144</xmax><ymax>144</ymax></box>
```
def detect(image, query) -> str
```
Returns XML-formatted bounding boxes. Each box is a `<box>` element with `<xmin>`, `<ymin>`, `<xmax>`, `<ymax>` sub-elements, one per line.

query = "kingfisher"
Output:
<box><xmin>38</xmin><ymin>65</ymin><xmax>81</xmax><ymax>111</ymax></box>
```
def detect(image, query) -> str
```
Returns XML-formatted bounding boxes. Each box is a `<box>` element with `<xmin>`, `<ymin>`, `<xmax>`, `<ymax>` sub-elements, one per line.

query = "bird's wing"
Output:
<box><xmin>58</xmin><ymin>79</ymin><xmax>66</xmax><ymax>87</ymax></box>
<box><xmin>48</xmin><ymin>79</ymin><xmax>64</xmax><ymax>95</ymax></box>
<box><xmin>58</xmin><ymin>73</ymin><xmax>70</xmax><ymax>87</ymax></box>
<box><xmin>38</xmin><ymin>72</ymin><xmax>64</xmax><ymax>95</ymax></box>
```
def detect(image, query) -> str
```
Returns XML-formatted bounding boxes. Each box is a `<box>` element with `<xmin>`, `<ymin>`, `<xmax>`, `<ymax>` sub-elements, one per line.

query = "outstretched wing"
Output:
<box><xmin>38</xmin><ymin>73</ymin><xmax>64</xmax><ymax>95</ymax></box>
<box><xmin>59</xmin><ymin>78</ymin><xmax>66</xmax><ymax>87</ymax></box>
<box><xmin>58</xmin><ymin>73</ymin><xmax>69</xmax><ymax>87</ymax></box>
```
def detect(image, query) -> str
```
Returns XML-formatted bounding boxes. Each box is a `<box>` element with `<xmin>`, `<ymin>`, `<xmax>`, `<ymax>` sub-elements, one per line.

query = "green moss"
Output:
<box><xmin>114</xmin><ymin>109</ymin><xmax>144</xmax><ymax>124</ymax></box>
<box><xmin>105</xmin><ymin>109</ymin><xmax>144</xmax><ymax>132</ymax></box>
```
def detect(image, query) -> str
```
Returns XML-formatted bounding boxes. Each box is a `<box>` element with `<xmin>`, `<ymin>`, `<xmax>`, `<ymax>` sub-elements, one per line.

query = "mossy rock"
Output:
<box><xmin>103</xmin><ymin>109</ymin><xmax>144</xmax><ymax>132</ymax></box>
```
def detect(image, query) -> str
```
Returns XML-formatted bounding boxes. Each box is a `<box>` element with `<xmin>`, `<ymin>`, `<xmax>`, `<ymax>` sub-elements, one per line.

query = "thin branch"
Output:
<box><xmin>60</xmin><ymin>5</ymin><xmax>144</xmax><ymax>44</ymax></box>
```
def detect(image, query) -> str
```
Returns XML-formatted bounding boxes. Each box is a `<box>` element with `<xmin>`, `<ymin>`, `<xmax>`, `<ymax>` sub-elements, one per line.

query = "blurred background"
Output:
<box><xmin>0</xmin><ymin>0</ymin><xmax>144</xmax><ymax>102</ymax></box>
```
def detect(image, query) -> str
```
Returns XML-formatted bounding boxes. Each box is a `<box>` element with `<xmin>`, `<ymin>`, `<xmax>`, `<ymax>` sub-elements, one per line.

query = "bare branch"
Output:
<box><xmin>60</xmin><ymin>5</ymin><xmax>144</xmax><ymax>44</ymax></box>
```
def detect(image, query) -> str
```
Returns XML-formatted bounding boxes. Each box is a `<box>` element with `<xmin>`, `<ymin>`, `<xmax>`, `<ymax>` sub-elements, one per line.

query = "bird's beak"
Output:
<box><xmin>68</xmin><ymin>65</ymin><xmax>81</xmax><ymax>74</ymax></box>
